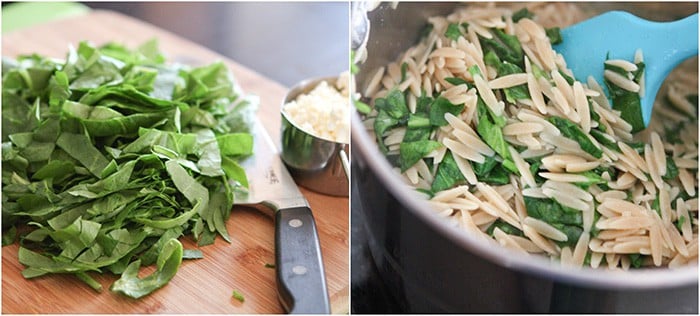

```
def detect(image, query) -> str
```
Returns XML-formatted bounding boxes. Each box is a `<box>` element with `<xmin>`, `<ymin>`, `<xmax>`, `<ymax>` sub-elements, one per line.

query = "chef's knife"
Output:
<box><xmin>234</xmin><ymin>119</ymin><xmax>331</xmax><ymax>314</ymax></box>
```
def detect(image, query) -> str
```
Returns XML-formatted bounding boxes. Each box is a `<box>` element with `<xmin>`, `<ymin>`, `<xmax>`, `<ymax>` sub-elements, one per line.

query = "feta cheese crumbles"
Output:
<box><xmin>283</xmin><ymin>76</ymin><xmax>350</xmax><ymax>144</ymax></box>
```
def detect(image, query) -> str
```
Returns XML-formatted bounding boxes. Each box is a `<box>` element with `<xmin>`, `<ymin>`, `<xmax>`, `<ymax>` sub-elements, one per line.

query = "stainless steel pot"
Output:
<box><xmin>351</xmin><ymin>2</ymin><xmax>698</xmax><ymax>313</ymax></box>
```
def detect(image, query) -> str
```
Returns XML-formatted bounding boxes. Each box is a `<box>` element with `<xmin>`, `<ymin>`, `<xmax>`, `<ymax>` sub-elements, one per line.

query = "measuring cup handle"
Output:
<box><xmin>339</xmin><ymin>148</ymin><xmax>350</xmax><ymax>183</ymax></box>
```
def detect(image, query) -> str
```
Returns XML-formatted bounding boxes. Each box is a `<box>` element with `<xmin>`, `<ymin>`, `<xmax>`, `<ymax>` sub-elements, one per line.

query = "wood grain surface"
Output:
<box><xmin>1</xmin><ymin>10</ymin><xmax>349</xmax><ymax>314</ymax></box>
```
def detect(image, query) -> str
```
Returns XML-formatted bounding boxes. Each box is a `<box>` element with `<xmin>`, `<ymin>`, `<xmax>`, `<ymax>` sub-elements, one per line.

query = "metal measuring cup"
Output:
<box><xmin>280</xmin><ymin>76</ymin><xmax>349</xmax><ymax>197</ymax></box>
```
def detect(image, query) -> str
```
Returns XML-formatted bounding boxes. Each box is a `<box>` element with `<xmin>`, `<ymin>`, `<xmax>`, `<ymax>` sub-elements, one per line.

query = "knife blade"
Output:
<box><xmin>234</xmin><ymin>119</ymin><xmax>331</xmax><ymax>314</ymax></box>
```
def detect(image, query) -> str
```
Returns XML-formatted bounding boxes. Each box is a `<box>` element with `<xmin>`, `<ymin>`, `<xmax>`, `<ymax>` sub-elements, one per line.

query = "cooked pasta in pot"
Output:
<box><xmin>359</xmin><ymin>3</ymin><xmax>698</xmax><ymax>269</ymax></box>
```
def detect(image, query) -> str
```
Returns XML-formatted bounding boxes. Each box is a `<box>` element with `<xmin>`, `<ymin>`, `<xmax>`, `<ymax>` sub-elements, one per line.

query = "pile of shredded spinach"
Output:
<box><xmin>2</xmin><ymin>40</ymin><xmax>257</xmax><ymax>297</ymax></box>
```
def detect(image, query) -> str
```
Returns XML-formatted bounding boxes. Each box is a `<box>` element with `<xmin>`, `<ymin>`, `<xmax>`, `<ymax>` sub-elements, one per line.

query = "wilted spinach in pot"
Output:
<box><xmin>2</xmin><ymin>40</ymin><xmax>257</xmax><ymax>298</ymax></box>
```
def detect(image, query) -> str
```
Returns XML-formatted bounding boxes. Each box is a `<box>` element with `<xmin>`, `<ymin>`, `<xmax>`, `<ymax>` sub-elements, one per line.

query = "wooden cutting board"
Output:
<box><xmin>1</xmin><ymin>10</ymin><xmax>349</xmax><ymax>314</ymax></box>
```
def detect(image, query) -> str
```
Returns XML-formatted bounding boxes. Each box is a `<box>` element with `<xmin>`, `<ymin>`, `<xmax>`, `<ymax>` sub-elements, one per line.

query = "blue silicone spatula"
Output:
<box><xmin>553</xmin><ymin>11</ymin><xmax>698</xmax><ymax>128</ymax></box>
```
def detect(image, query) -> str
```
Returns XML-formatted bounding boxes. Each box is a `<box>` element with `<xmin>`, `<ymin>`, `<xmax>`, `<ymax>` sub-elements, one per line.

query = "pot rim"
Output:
<box><xmin>351</xmin><ymin>111</ymin><xmax>698</xmax><ymax>290</ymax></box>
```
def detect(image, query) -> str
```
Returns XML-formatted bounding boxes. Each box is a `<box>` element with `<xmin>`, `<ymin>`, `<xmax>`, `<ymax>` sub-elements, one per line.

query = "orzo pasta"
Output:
<box><xmin>359</xmin><ymin>4</ymin><xmax>698</xmax><ymax>269</ymax></box>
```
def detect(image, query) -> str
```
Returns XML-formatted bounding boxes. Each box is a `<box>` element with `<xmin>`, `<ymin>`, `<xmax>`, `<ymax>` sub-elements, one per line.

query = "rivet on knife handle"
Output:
<box><xmin>275</xmin><ymin>206</ymin><xmax>330</xmax><ymax>314</ymax></box>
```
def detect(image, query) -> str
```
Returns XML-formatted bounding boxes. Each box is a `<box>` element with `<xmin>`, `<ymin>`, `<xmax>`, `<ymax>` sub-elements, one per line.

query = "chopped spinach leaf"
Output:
<box><xmin>625</xmin><ymin>141</ymin><xmax>646</xmax><ymax>154</ymax></box>
<box><xmin>76</xmin><ymin>272</ymin><xmax>103</xmax><ymax>292</ymax></box>
<box><xmin>651</xmin><ymin>193</ymin><xmax>661</xmax><ymax>216</ymax></box>
<box><xmin>445</xmin><ymin>77</ymin><xmax>473</xmax><ymax>89</ymax></box>
<box><xmin>110</xmin><ymin>238</ymin><xmax>183</xmax><ymax>299</ymax></box>
<box><xmin>487</xmin><ymin>219</ymin><xmax>524</xmax><ymax>237</ymax></box>
<box><xmin>400</xmin><ymin>140</ymin><xmax>441</xmax><ymax>172</ymax></box>
<box><xmin>469</xmin><ymin>64</ymin><xmax>484</xmax><ymax>78</ymax></box>
<box><xmin>375</xmin><ymin>89</ymin><xmax>409</xmax><ymax>119</ymax></box>
<box><xmin>590</xmin><ymin>128</ymin><xmax>619</xmax><ymax>151</ymax></box>
<box><xmin>484</xmin><ymin>51</ymin><xmax>501</xmax><ymax>69</ymax></box>
<box><xmin>479</xmin><ymin>164</ymin><xmax>511</xmax><ymax>185</ymax></box>
<box><xmin>604</xmin><ymin>62</ymin><xmax>644</xmax><ymax>132</ymax></box>
<box><xmin>675</xmin><ymin>216</ymin><xmax>687</xmax><ymax>232</ymax></box>
<box><xmin>403</xmin><ymin>126</ymin><xmax>432</xmax><ymax>143</ymax></box>
<box><xmin>472</xmin><ymin>153</ymin><xmax>510</xmax><ymax>184</ymax></box>
<box><xmin>232</xmin><ymin>290</ymin><xmax>245</xmax><ymax>303</ymax></box>
<box><xmin>511</xmin><ymin>8</ymin><xmax>534</xmax><ymax>23</ymax></box>
<box><xmin>558</xmin><ymin>70</ymin><xmax>575</xmax><ymax>85</ymax></box>
<box><xmin>429</xmin><ymin>97</ymin><xmax>464</xmax><ymax>126</ymax></box>
<box><xmin>583</xmin><ymin>251</ymin><xmax>593</xmax><ymax>266</ymax></box>
<box><xmin>672</xmin><ymin>191</ymin><xmax>692</xmax><ymax>209</ymax></box>
<box><xmin>408</xmin><ymin>114</ymin><xmax>431</xmax><ymax>129</ymax></box>
<box><xmin>182</xmin><ymin>249</ymin><xmax>204</xmax><ymax>260</ymax></box>
<box><xmin>548</xmin><ymin>116</ymin><xmax>603</xmax><ymax>158</ymax></box>
<box><xmin>632</xmin><ymin>61</ymin><xmax>646</xmax><ymax>82</ymax></box>
<box><xmin>373</xmin><ymin>89</ymin><xmax>412</xmax><ymax>152</ymax></box>
<box><xmin>528</xmin><ymin>160</ymin><xmax>545</xmax><ymax>185</ymax></box>
<box><xmin>431</xmin><ymin>151</ymin><xmax>467</xmax><ymax>192</ymax></box>
<box><xmin>2</xmin><ymin>226</ymin><xmax>17</xmax><ymax>246</ymax></box>
<box><xmin>524</xmin><ymin>196</ymin><xmax>585</xmax><ymax>247</ymax></box>
<box><xmin>531</xmin><ymin>63</ymin><xmax>548</xmax><ymax>79</ymax></box>
<box><xmin>445</xmin><ymin>23</ymin><xmax>463</xmax><ymax>41</ymax></box>
<box><xmin>663</xmin><ymin>157</ymin><xmax>679</xmax><ymax>180</ymax></box>
<box><xmin>354</xmin><ymin>98</ymin><xmax>372</xmax><ymax>114</ymax></box>
<box><xmin>496</xmin><ymin>62</ymin><xmax>530</xmax><ymax>103</ymax></box>
<box><xmin>373</xmin><ymin>110</ymin><xmax>399</xmax><ymax>152</ymax></box>
<box><xmin>629</xmin><ymin>253</ymin><xmax>646</xmax><ymax>268</ymax></box>
<box><xmin>400</xmin><ymin>62</ymin><xmax>409</xmax><ymax>82</ymax></box>
<box><xmin>524</xmin><ymin>196</ymin><xmax>583</xmax><ymax>227</ymax></box>
<box><xmin>574</xmin><ymin>171</ymin><xmax>606</xmax><ymax>189</ymax></box>
<box><xmin>590</xmin><ymin>209</ymin><xmax>602</xmax><ymax>237</ymax></box>
<box><xmin>552</xmin><ymin>224</ymin><xmax>583</xmax><ymax>248</ymax></box>
<box><xmin>545</xmin><ymin>27</ymin><xmax>562</xmax><ymax>45</ymax></box>
<box><xmin>472</xmin><ymin>155</ymin><xmax>499</xmax><ymax>177</ymax></box>
<box><xmin>610</xmin><ymin>91</ymin><xmax>643</xmax><ymax>133</ymax></box>
<box><xmin>479</xmin><ymin>29</ymin><xmax>524</xmax><ymax>67</ymax></box>
<box><xmin>476</xmin><ymin>100</ymin><xmax>517</xmax><ymax>173</ymax></box>
<box><xmin>416</xmin><ymin>93</ymin><xmax>433</xmax><ymax>113</ymax></box>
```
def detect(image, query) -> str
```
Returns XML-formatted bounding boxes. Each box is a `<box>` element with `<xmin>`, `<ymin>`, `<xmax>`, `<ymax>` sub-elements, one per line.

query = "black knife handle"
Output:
<box><xmin>275</xmin><ymin>206</ymin><xmax>330</xmax><ymax>314</ymax></box>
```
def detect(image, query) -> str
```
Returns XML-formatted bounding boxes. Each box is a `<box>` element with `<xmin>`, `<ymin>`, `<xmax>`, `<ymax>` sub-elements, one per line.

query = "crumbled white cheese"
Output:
<box><xmin>283</xmin><ymin>76</ymin><xmax>349</xmax><ymax>144</ymax></box>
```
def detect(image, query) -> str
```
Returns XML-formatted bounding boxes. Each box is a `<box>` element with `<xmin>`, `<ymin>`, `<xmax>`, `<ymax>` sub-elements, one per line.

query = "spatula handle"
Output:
<box><xmin>275</xmin><ymin>206</ymin><xmax>330</xmax><ymax>314</ymax></box>
<box><xmin>639</xmin><ymin>13</ymin><xmax>698</xmax><ymax>126</ymax></box>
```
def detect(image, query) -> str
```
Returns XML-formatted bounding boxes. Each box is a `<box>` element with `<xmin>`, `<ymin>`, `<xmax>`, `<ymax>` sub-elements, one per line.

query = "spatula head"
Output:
<box><xmin>554</xmin><ymin>11</ymin><xmax>698</xmax><ymax>127</ymax></box>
